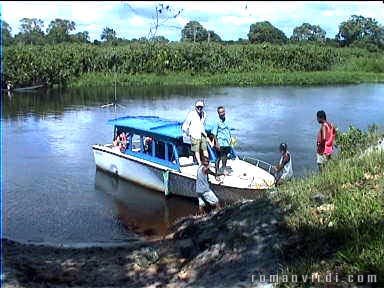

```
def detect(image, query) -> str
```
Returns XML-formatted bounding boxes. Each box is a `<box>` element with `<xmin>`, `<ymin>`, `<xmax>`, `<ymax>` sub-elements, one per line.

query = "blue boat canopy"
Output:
<box><xmin>108</xmin><ymin>115</ymin><xmax>214</xmax><ymax>142</ymax></box>
<box><xmin>108</xmin><ymin>116</ymin><xmax>184</xmax><ymax>140</ymax></box>
<box><xmin>107</xmin><ymin>115</ymin><xmax>232</xmax><ymax>163</ymax></box>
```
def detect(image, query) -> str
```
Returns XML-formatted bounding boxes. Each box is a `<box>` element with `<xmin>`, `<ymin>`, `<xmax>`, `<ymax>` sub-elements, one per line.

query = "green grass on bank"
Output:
<box><xmin>271</xmin><ymin>129</ymin><xmax>384</xmax><ymax>286</ymax></box>
<box><xmin>334</xmin><ymin>57</ymin><xmax>384</xmax><ymax>74</ymax></box>
<box><xmin>70</xmin><ymin>71</ymin><xmax>384</xmax><ymax>88</ymax></box>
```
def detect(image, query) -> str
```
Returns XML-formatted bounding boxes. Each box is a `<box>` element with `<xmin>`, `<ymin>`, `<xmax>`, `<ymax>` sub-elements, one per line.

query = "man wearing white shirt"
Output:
<box><xmin>182</xmin><ymin>100</ymin><xmax>208</xmax><ymax>165</ymax></box>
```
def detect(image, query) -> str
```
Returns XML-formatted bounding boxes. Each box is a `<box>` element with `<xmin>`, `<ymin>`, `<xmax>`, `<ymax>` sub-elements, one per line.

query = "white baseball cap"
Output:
<box><xmin>195</xmin><ymin>100</ymin><xmax>204</xmax><ymax>107</ymax></box>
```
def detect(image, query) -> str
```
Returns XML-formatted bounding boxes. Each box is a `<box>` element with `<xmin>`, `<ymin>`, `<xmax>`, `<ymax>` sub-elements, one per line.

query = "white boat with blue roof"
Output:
<box><xmin>92</xmin><ymin>116</ymin><xmax>275</xmax><ymax>203</ymax></box>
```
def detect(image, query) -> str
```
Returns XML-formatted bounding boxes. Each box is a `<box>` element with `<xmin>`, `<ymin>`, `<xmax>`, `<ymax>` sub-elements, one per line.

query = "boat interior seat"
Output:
<box><xmin>179</xmin><ymin>156</ymin><xmax>195</xmax><ymax>167</ymax></box>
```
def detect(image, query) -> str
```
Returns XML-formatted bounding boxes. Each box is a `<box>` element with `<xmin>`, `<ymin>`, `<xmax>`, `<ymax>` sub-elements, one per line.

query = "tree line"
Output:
<box><xmin>1</xmin><ymin>15</ymin><xmax>383</xmax><ymax>51</ymax></box>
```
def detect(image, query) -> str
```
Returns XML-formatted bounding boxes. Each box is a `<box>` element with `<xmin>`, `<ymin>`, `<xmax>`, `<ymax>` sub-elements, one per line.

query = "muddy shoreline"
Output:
<box><xmin>3</xmin><ymin>200</ymin><xmax>286</xmax><ymax>288</ymax></box>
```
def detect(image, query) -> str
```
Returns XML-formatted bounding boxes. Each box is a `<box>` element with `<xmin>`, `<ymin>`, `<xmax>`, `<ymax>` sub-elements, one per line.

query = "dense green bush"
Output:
<box><xmin>3</xmin><ymin>42</ymin><xmax>384</xmax><ymax>87</ymax></box>
<box><xmin>336</xmin><ymin>124</ymin><xmax>380</xmax><ymax>157</ymax></box>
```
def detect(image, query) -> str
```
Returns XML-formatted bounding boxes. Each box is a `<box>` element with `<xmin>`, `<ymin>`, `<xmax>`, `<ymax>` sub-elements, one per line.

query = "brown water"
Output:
<box><xmin>2</xmin><ymin>84</ymin><xmax>384</xmax><ymax>245</ymax></box>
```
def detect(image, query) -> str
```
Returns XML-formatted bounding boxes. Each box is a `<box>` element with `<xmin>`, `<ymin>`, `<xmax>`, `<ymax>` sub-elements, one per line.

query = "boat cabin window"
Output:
<box><xmin>153</xmin><ymin>141</ymin><xmax>176</xmax><ymax>163</ymax></box>
<box><xmin>120</xmin><ymin>131</ymin><xmax>179</xmax><ymax>169</ymax></box>
<box><xmin>113</xmin><ymin>128</ymin><xmax>130</xmax><ymax>153</ymax></box>
<box><xmin>155</xmin><ymin>140</ymin><xmax>165</xmax><ymax>159</ymax></box>
<box><xmin>143</xmin><ymin>136</ymin><xmax>153</xmax><ymax>154</ymax></box>
<box><xmin>130</xmin><ymin>134</ymin><xmax>141</xmax><ymax>152</ymax></box>
<box><xmin>176</xmin><ymin>143</ymin><xmax>192</xmax><ymax>158</ymax></box>
<box><xmin>167</xmin><ymin>143</ymin><xmax>176</xmax><ymax>162</ymax></box>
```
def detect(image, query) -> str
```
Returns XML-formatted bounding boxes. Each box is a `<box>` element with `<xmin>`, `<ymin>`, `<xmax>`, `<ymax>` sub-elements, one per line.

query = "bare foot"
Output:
<box><xmin>197</xmin><ymin>207</ymin><xmax>205</xmax><ymax>216</ymax></box>
<box><xmin>178</xmin><ymin>270</ymin><xmax>190</xmax><ymax>280</ymax></box>
<box><xmin>215</xmin><ymin>176</ymin><xmax>224</xmax><ymax>184</ymax></box>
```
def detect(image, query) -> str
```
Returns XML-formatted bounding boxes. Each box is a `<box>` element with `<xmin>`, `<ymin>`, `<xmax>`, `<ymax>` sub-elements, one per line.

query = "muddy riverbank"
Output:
<box><xmin>2</xmin><ymin>199</ymin><xmax>286</xmax><ymax>288</ymax></box>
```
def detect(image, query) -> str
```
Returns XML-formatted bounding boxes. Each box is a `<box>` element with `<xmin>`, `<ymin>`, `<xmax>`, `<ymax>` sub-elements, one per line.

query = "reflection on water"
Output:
<box><xmin>94</xmin><ymin>169</ymin><xmax>197</xmax><ymax>237</ymax></box>
<box><xmin>2</xmin><ymin>86</ymin><xmax>209</xmax><ymax>120</ymax></box>
<box><xmin>3</xmin><ymin>84</ymin><xmax>384</xmax><ymax>244</ymax></box>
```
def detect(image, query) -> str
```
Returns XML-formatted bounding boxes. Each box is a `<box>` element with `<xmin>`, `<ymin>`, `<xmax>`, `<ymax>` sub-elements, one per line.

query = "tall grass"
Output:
<box><xmin>71</xmin><ymin>71</ymin><xmax>384</xmax><ymax>88</ymax></box>
<box><xmin>334</xmin><ymin>57</ymin><xmax>384</xmax><ymax>73</ymax></box>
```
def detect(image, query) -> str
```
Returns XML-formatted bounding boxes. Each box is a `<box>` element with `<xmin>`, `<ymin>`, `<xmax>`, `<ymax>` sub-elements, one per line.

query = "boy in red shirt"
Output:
<box><xmin>316</xmin><ymin>110</ymin><xmax>337</xmax><ymax>172</ymax></box>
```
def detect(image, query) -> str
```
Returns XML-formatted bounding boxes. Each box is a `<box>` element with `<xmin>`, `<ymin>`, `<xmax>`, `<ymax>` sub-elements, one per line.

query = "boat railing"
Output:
<box><xmin>240</xmin><ymin>156</ymin><xmax>275</xmax><ymax>175</ymax></box>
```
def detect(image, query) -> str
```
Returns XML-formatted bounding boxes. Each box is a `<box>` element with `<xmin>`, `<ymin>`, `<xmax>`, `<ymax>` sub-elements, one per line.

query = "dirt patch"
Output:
<box><xmin>2</xmin><ymin>199</ymin><xmax>286</xmax><ymax>288</ymax></box>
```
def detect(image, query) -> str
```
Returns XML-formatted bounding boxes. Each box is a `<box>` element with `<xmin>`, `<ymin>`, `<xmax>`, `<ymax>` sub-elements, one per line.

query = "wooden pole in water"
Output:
<box><xmin>114</xmin><ymin>67</ymin><xmax>117</xmax><ymax>103</ymax></box>
<box><xmin>112</xmin><ymin>50</ymin><xmax>117</xmax><ymax>116</ymax></box>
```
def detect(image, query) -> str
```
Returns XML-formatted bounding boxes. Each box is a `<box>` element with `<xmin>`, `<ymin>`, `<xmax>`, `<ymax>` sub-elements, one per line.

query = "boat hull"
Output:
<box><xmin>92</xmin><ymin>145</ymin><xmax>273</xmax><ymax>203</ymax></box>
<box><xmin>93</xmin><ymin>145</ymin><xmax>165</xmax><ymax>192</ymax></box>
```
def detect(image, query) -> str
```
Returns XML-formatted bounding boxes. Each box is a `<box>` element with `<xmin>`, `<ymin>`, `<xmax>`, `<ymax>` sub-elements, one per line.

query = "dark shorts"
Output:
<box><xmin>219</xmin><ymin>146</ymin><xmax>231</xmax><ymax>158</ymax></box>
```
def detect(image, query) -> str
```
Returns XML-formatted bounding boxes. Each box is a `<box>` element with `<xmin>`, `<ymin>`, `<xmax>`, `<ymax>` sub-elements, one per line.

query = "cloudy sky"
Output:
<box><xmin>1</xmin><ymin>1</ymin><xmax>384</xmax><ymax>42</ymax></box>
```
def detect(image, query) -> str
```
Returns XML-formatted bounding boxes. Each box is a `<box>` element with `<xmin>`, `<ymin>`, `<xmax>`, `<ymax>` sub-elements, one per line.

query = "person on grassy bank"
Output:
<box><xmin>316</xmin><ymin>110</ymin><xmax>337</xmax><ymax>171</ymax></box>
<box><xmin>274</xmin><ymin>142</ymin><xmax>293</xmax><ymax>185</ymax></box>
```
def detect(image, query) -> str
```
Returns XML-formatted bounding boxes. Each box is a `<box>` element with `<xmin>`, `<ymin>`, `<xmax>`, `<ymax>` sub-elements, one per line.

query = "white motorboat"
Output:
<box><xmin>92</xmin><ymin>116</ymin><xmax>275</xmax><ymax>203</ymax></box>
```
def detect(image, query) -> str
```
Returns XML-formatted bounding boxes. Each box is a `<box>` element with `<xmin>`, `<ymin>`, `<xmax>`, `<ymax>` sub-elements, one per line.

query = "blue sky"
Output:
<box><xmin>1</xmin><ymin>1</ymin><xmax>384</xmax><ymax>42</ymax></box>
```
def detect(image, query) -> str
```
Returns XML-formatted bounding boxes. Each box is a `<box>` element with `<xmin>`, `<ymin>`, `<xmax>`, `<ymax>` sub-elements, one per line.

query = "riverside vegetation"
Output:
<box><xmin>3</xmin><ymin>42</ymin><xmax>384</xmax><ymax>88</ymax></box>
<box><xmin>272</xmin><ymin>125</ymin><xmax>384</xmax><ymax>286</ymax></box>
<box><xmin>3</xmin><ymin>18</ymin><xmax>384</xmax><ymax>285</ymax></box>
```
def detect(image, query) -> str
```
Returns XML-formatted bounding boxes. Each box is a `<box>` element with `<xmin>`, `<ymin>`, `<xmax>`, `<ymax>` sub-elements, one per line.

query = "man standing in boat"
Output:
<box><xmin>182</xmin><ymin>100</ymin><xmax>208</xmax><ymax>165</ymax></box>
<box><xmin>316</xmin><ymin>110</ymin><xmax>337</xmax><ymax>172</ymax></box>
<box><xmin>211</xmin><ymin>106</ymin><xmax>233</xmax><ymax>175</ymax></box>
<box><xmin>196</xmin><ymin>156</ymin><xmax>221</xmax><ymax>214</ymax></box>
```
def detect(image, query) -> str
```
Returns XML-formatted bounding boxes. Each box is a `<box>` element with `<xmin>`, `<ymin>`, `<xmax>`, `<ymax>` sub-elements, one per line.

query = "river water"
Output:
<box><xmin>2</xmin><ymin>84</ymin><xmax>384</xmax><ymax>245</ymax></box>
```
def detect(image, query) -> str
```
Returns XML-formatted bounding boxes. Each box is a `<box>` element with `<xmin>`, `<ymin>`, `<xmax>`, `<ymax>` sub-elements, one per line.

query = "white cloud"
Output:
<box><xmin>127</xmin><ymin>15</ymin><xmax>148</xmax><ymax>27</ymax></box>
<box><xmin>322</xmin><ymin>10</ymin><xmax>346</xmax><ymax>18</ymax></box>
<box><xmin>218</xmin><ymin>15</ymin><xmax>253</xmax><ymax>26</ymax></box>
<box><xmin>68</xmin><ymin>2</ymin><xmax>116</xmax><ymax>24</ymax></box>
<box><xmin>81</xmin><ymin>24</ymin><xmax>103</xmax><ymax>41</ymax></box>
<box><xmin>173</xmin><ymin>16</ymin><xmax>189</xmax><ymax>28</ymax></box>
<box><xmin>1</xmin><ymin>1</ymin><xmax>118</xmax><ymax>37</ymax></box>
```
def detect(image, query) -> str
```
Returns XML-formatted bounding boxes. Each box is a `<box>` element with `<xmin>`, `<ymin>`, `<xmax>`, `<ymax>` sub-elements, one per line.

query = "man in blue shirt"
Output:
<box><xmin>211</xmin><ymin>106</ymin><xmax>232</xmax><ymax>175</ymax></box>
